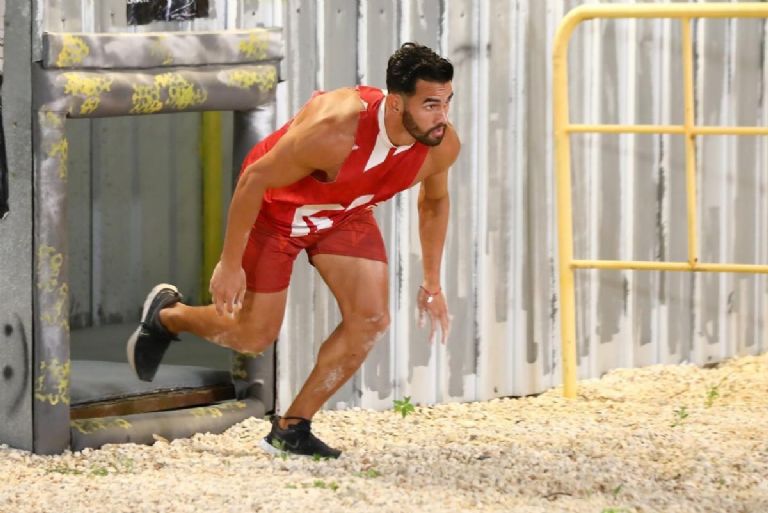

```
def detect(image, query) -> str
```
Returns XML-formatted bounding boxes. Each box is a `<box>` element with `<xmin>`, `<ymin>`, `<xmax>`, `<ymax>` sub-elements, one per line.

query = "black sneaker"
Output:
<box><xmin>126</xmin><ymin>283</ymin><xmax>182</xmax><ymax>382</ymax></box>
<box><xmin>259</xmin><ymin>416</ymin><xmax>342</xmax><ymax>459</ymax></box>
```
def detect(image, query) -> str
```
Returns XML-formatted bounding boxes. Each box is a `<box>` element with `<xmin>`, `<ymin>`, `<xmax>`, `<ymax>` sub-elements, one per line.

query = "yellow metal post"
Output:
<box><xmin>201</xmin><ymin>111</ymin><xmax>223</xmax><ymax>304</ymax></box>
<box><xmin>681</xmin><ymin>18</ymin><xmax>699</xmax><ymax>268</ymax></box>
<box><xmin>553</xmin><ymin>14</ymin><xmax>581</xmax><ymax>399</ymax></box>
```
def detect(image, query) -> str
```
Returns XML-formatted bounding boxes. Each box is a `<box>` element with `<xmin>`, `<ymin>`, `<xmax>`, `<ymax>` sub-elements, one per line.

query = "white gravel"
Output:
<box><xmin>1</xmin><ymin>353</ymin><xmax>767</xmax><ymax>513</ymax></box>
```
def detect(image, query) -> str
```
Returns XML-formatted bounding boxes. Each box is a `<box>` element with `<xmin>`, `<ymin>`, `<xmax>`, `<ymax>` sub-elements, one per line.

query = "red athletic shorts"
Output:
<box><xmin>242</xmin><ymin>207</ymin><xmax>388</xmax><ymax>292</ymax></box>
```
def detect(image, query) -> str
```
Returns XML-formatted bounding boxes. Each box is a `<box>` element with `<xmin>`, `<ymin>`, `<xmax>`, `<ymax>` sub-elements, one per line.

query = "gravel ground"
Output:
<box><xmin>1</xmin><ymin>353</ymin><xmax>767</xmax><ymax>513</ymax></box>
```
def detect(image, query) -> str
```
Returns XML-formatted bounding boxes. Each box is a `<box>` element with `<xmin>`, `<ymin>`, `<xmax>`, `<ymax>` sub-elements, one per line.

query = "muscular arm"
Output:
<box><xmin>418</xmin><ymin>171</ymin><xmax>450</xmax><ymax>291</ymax></box>
<box><xmin>212</xmin><ymin>90</ymin><xmax>359</xmax><ymax>313</ymax></box>
<box><xmin>416</xmin><ymin>127</ymin><xmax>460</xmax><ymax>342</ymax></box>
<box><xmin>220</xmin><ymin>138</ymin><xmax>304</xmax><ymax>270</ymax></box>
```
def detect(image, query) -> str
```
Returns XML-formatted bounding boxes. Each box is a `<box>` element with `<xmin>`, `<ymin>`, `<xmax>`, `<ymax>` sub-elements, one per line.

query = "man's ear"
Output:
<box><xmin>388</xmin><ymin>93</ymin><xmax>403</xmax><ymax>113</ymax></box>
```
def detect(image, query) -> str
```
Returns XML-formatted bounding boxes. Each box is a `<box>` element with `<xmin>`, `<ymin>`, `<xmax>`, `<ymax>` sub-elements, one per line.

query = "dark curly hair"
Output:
<box><xmin>386</xmin><ymin>43</ymin><xmax>453</xmax><ymax>95</ymax></box>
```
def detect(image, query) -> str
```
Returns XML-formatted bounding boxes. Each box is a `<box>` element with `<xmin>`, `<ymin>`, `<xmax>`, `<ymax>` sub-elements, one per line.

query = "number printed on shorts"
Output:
<box><xmin>290</xmin><ymin>195</ymin><xmax>374</xmax><ymax>237</ymax></box>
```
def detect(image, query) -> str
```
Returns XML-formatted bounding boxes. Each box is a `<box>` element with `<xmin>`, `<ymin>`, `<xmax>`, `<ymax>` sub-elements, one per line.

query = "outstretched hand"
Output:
<box><xmin>209</xmin><ymin>261</ymin><xmax>247</xmax><ymax>318</ymax></box>
<box><xmin>416</xmin><ymin>285</ymin><xmax>451</xmax><ymax>344</ymax></box>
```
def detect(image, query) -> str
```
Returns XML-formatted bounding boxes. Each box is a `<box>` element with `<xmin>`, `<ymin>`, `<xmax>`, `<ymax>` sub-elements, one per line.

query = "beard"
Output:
<box><xmin>402</xmin><ymin>109</ymin><xmax>446</xmax><ymax>147</ymax></box>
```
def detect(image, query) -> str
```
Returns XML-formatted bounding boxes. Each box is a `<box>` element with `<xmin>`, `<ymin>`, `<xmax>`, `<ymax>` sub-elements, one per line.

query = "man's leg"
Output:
<box><xmin>127</xmin><ymin>286</ymin><xmax>287</xmax><ymax>381</ymax></box>
<box><xmin>280</xmin><ymin>253</ymin><xmax>389</xmax><ymax>424</ymax></box>
<box><xmin>129</xmin><ymin>213</ymin><xmax>300</xmax><ymax>381</ymax></box>
<box><xmin>160</xmin><ymin>289</ymin><xmax>287</xmax><ymax>354</ymax></box>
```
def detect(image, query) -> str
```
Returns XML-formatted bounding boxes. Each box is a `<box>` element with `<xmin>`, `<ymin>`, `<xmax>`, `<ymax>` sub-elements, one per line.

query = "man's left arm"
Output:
<box><xmin>417</xmin><ymin>130</ymin><xmax>460</xmax><ymax>344</ymax></box>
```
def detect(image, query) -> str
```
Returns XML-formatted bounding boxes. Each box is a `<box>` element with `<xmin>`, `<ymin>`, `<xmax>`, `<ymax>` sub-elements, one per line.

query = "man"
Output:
<box><xmin>127</xmin><ymin>42</ymin><xmax>459</xmax><ymax>458</ymax></box>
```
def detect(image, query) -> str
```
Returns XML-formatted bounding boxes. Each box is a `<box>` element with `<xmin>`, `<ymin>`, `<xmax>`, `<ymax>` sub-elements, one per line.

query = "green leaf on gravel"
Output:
<box><xmin>394</xmin><ymin>396</ymin><xmax>415</xmax><ymax>418</ymax></box>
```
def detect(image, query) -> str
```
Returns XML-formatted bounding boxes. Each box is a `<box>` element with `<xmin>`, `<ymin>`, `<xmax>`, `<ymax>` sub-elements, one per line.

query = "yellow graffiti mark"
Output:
<box><xmin>37</xmin><ymin>245</ymin><xmax>63</xmax><ymax>293</ymax></box>
<box><xmin>130</xmin><ymin>84</ymin><xmax>164</xmax><ymax>114</ymax></box>
<box><xmin>191</xmin><ymin>406</ymin><xmax>223</xmax><ymax>418</ymax></box>
<box><xmin>190</xmin><ymin>401</ymin><xmax>247</xmax><ymax>418</ymax></box>
<box><xmin>37</xmin><ymin>245</ymin><xmax>69</xmax><ymax>330</ymax></box>
<box><xmin>149</xmin><ymin>37</ymin><xmax>174</xmax><ymax>65</ymax></box>
<box><xmin>157</xmin><ymin>73</ymin><xmax>207</xmax><ymax>110</ymax></box>
<box><xmin>56</xmin><ymin>35</ymin><xmax>90</xmax><ymax>67</ymax></box>
<box><xmin>40</xmin><ymin>282</ymin><xmax>69</xmax><ymax>329</ymax></box>
<box><xmin>130</xmin><ymin>73</ymin><xmax>207</xmax><ymax>114</ymax></box>
<box><xmin>62</xmin><ymin>73</ymin><xmax>113</xmax><ymax>115</ymax></box>
<box><xmin>35</xmin><ymin>358</ymin><xmax>70</xmax><ymax>406</ymax></box>
<box><xmin>43</xmin><ymin>112</ymin><xmax>64</xmax><ymax>129</ymax></box>
<box><xmin>71</xmin><ymin>418</ymin><xmax>132</xmax><ymax>435</ymax></box>
<box><xmin>47</xmin><ymin>139</ymin><xmax>69</xmax><ymax>180</ymax></box>
<box><xmin>238</xmin><ymin>32</ymin><xmax>269</xmax><ymax>60</ymax></box>
<box><xmin>223</xmin><ymin>68</ymin><xmax>277</xmax><ymax>92</ymax></box>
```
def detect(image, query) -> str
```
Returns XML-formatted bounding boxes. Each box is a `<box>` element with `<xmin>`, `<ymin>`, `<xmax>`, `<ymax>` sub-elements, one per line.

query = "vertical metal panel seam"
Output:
<box><xmin>391</xmin><ymin>0</ymin><xmax>403</xmax><ymax>404</ymax></box>
<box><xmin>393</xmin><ymin>0</ymin><xmax>409</xmax><ymax>404</ymax></box>
<box><xmin>473</xmin><ymin>0</ymin><xmax>490</xmax><ymax>400</ymax></box>
<box><xmin>356</xmin><ymin>0</ymin><xmax>365</xmax><ymax>84</ymax></box>
<box><xmin>658</xmin><ymin>13</ymin><xmax>671</xmax><ymax>364</ymax></box>
<box><xmin>547</xmin><ymin>0</ymin><xmax>566</xmax><ymax>386</ymax></box>
<box><xmin>90</xmin><ymin>120</ymin><xmax>101</xmax><ymax>326</ymax></box>
<box><xmin>623</xmin><ymin>14</ymin><xmax>637</xmax><ymax>369</ymax></box>
<box><xmin>438</xmin><ymin>0</ymin><xmax>445</xmax><ymax>55</ymax></box>
<box><xmin>317</xmin><ymin>0</ymin><xmax>325</xmax><ymax>89</ymax></box>
<box><xmin>87</xmin><ymin>120</ymin><xmax>94</xmax><ymax>323</ymax></box>
<box><xmin>82</xmin><ymin>0</ymin><xmax>95</xmax><ymax>32</ymax></box>
<box><xmin>587</xmin><ymin>5</ymin><xmax>601</xmax><ymax>377</ymax></box>
<box><xmin>32</xmin><ymin>0</ymin><xmax>43</xmax><ymax>60</ymax></box>
<box><xmin>510</xmin><ymin>0</ymin><xmax>526</xmax><ymax>394</ymax></box>
<box><xmin>130</xmin><ymin>120</ymin><xmax>141</xmax><ymax>309</ymax></box>
<box><xmin>720</xmin><ymin>15</ymin><xmax>733</xmax><ymax>361</ymax></box>
<box><xmin>353</xmin><ymin>0</ymin><xmax>364</xmax><ymax>405</ymax></box>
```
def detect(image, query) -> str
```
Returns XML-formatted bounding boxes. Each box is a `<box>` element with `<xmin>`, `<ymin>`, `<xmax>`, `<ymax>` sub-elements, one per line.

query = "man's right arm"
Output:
<box><xmin>211</xmin><ymin>95</ymin><xmax>358</xmax><ymax>314</ymax></box>
<box><xmin>218</xmin><ymin>135</ymin><xmax>310</xmax><ymax>273</ymax></box>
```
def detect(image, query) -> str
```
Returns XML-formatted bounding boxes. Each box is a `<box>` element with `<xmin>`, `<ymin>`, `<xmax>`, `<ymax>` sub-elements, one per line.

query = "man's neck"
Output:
<box><xmin>382</xmin><ymin>98</ymin><xmax>416</xmax><ymax>147</ymax></box>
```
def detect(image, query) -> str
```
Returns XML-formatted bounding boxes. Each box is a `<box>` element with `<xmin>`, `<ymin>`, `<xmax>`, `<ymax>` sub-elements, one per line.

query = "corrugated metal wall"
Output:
<box><xmin>0</xmin><ymin>0</ymin><xmax>5</xmax><ymax>67</ymax></box>
<box><xmin>44</xmin><ymin>0</ymin><xmax>768</xmax><ymax>410</ymax></box>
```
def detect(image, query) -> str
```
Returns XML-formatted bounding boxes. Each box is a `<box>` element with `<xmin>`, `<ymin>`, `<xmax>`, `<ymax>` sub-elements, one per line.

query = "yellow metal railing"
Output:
<box><xmin>553</xmin><ymin>3</ymin><xmax>768</xmax><ymax>398</ymax></box>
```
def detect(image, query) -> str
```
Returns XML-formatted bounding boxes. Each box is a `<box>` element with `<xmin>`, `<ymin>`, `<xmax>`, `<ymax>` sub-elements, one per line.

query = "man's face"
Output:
<box><xmin>399</xmin><ymin>80</ymin><xmax>454</xmax><ymax>147</ymax></box>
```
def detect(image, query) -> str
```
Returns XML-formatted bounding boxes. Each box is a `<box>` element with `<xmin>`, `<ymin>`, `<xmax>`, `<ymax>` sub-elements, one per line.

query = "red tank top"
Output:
<box><xmin>240</xmin><ymin>86</ymin><xmax>429</xmax><ymax>237</ymax></box>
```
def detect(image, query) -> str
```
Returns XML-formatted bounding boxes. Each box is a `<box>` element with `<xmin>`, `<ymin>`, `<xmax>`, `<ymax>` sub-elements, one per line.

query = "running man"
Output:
<box><xmin>127</xmin><ymin>43</ymin><xmax>459</xmax><ymax>458</ymax></box>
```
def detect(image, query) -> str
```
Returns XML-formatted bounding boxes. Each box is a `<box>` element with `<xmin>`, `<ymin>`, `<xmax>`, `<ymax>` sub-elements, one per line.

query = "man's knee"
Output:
<box><xmin>229</xmin><ymin>323</ymin><xmax>280</xmax><ymax>354</ymax></box>
<box><xmin>344</xmin><ymin>309</ymin><xmax>390</xmax><ymax>343</ymax></box>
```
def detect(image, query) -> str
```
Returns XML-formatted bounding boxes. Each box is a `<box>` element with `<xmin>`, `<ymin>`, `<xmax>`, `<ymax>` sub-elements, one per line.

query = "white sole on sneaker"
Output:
<box><xmin>257</xmin><ymin>437</ymin><xmax>342</xmax><ymax>459</ymax></box>
<box><xmin>258</xmin><ymin>438</ymin><xmax>285</xmax><ymax>457</ymax></box>
<box><xmin>126</xmin><ymin>283</ymin><xmax>179</xmax><ymax>377</ymax></box>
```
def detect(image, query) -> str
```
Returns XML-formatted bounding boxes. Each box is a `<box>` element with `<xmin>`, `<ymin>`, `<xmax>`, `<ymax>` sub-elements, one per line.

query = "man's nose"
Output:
<box><xmin>436</xmin><ymin>106</ymin><xmax>448</xmax><ymax>123</ymax></box>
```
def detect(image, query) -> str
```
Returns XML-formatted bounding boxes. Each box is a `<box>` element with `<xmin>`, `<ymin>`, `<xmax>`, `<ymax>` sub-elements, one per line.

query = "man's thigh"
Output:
<box><xmin>308</xmin><ymin>210</ymin><xmax>389</xmax><ymax>315</ymax></box>
<box><xmin>311</xmin><ymin>254</ymin><xmax>389</xmax><ymax>318</ymax></box>
<box><xmin>307</xmin><ymin>208</ymin><xmax>388</xmax><ymax>265</ymax></box>
<box><xmin>242</xmin><ymin>217</ymin><xmax>304</xmax><ymax>293</ymax></box>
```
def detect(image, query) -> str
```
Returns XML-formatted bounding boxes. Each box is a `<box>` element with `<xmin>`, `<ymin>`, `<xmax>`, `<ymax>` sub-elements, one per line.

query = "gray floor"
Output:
<box><xmin>70</xmin><ymin>360</ymin><xmax>232</xmax><ymax>404</ymax></box>
<box><xmin>70</xmin><ymin>323</ymin><xmax>233</xmax><ymax>405</ymax></box>
<box><xmin>71</xmin><ymin>322</ymin><xmax>231</xmax><ymax>371</ymax></box>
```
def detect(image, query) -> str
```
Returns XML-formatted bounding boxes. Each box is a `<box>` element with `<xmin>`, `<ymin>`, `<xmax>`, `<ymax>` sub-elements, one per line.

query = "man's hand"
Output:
<box><xmin>416</xmin><ymin>285</ymin><xmax>451</xmax><ymax>344</ymax></box>
<box><xmin>209</xmin><ymin>261</ymin><xmax>247</xmax><ymax>317</ymax></box>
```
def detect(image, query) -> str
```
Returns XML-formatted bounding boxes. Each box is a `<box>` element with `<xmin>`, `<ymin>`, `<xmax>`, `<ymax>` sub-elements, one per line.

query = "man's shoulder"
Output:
<box><xmin>282</xmin><ymin>87</ymin><xmax>368</xmax><ymax>169</ymax></box>
<box><xmin>294</xmin><ymin>87</ymin><xmax>366</xmax><ymax>132</ymax></box>
<box><xmin>426</xmin><ymin>124</ymin><xmax>461</xmax><ymax>168</ymax></box>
